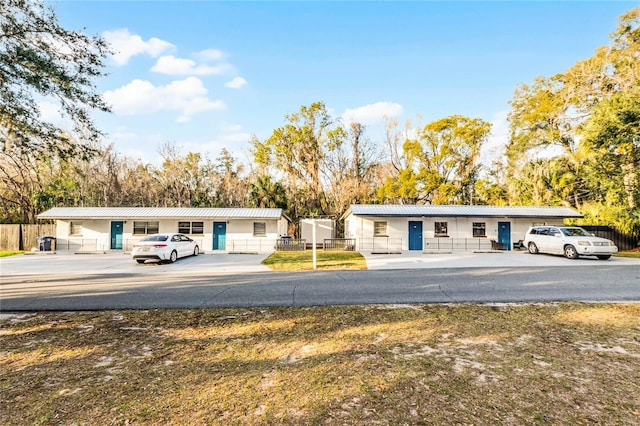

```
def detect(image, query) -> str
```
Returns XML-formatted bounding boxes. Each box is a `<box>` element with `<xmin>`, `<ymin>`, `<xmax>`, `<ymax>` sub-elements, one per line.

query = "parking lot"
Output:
<box><xmin>0</xmin><ymin>251</ymin><xmax>272</xmax><ymax>276</ymax></box>
<box><xmin>361</xmin><ymin>250</ymin><xmax>640</xmax><ymax>269</ymax></box>
<box><xmin>2</xmin><ymin>250</ymin><xmax>640</xmax><ymax>277</ymax></box>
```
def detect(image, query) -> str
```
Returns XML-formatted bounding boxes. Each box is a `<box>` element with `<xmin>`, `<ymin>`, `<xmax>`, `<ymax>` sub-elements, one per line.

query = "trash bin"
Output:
<box><xmin>277</xmin><ymin>235</ymin><xmax>292</xmax><ymax>250</ymax></box>
<box><xmin>37</xmin><ymin>236</ymin><xmax>56</xmax><ymax>251</ymax></box>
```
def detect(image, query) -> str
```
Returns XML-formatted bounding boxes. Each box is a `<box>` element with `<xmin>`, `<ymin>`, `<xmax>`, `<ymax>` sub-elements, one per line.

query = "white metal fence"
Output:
<box><xmin>54</xmin><ymin>238</ymin><xmax>99</xmax><ymax>252</ymax></box>
<box><xmin>358</xmin><ymin>237</ymin><xmax>496</xmax><ymax>252</ymax></box>
<box><xmin>225</xmin><ymin>239</ymin><xmax>277</xmax><ymax>253</ymax></box>
<box><xmin>359</xmin><ymin>237</ymin><xmax>404</xmax><ymax>252</ymax></box>
<box><xmin>423</xmin><ymin>238</ymin><xmax>493</xmax><ymax>252</ymax></box>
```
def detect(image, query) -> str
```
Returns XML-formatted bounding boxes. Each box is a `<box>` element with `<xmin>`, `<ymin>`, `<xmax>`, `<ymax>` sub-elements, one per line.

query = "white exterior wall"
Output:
<box><xmin>55</xmin><ymin>217</ymin><xmax>287</xmax><ymax>253</ymax></box>
<box><xmin>345</xmin><ymin>214</ymin><xmax>567</xmax><ymax>251</ymax></box>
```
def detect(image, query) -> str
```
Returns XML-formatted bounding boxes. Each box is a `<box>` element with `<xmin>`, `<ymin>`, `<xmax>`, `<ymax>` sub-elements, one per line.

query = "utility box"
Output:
<box><xmin>300</xmin><ymin>218</ymin><xmax>335</xmax><ymax>246</ymax></box>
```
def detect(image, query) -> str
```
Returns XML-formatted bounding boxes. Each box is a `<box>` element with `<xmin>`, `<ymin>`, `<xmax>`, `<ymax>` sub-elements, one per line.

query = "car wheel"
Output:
<box><xmin>564</xmin><ymin>245</ymin><xmax>579</xmax><ymax>259</ymax></box>
<box><xmin>193</xmin><ymin>245</ymin><xmax>199</xmax><ymax>256</ymax></box>
<box><xmin>169</xmin><ymin>250</ymin><xmax>178</xmax><ymax>263</ymax></box>
<box><xmin>597</xmin><ymin>255</ymin><xmax>611</xmax><ymax>260</ymax></box>
<box><xmin>136</xmin><ymin>259</ymin><xmax>145</xmax><ymax>264</ymax></box>
<box><xmin>528</xmin><ymin>242</ymin><xmax>539</xmax><ymax>254</ymax></box>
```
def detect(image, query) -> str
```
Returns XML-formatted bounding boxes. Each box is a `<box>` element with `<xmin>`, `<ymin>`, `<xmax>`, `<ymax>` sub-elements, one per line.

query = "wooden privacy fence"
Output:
<box><xmin>0</xmin><ymin>224</ymin><xmax>56</xmax><ymax>251</ymax></box>
<box><xmin>581</xmin><ymin>226</ymin><xmax>639</xmax><ymax>251</ymax></box>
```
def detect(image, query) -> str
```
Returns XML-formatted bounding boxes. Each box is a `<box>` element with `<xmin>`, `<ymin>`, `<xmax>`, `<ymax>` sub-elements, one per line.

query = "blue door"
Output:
<box><xmin>110</xmin><ymin>221</ymin><xmax>123</xmax><ymax>250</ymax></box>
<box><xmin>498</xmin><ymin>222</ymin><xmax>511</xmax><ymax>251</ymax></box>
<box><xmin>213</xmin><ymin>222</ymin><xmax>226</xmax><ymax>250</ymax></box>
<box><xmin>408</xmin><ymin>221</ymin><xmax>423</xmax><ymax>250</ymax></box>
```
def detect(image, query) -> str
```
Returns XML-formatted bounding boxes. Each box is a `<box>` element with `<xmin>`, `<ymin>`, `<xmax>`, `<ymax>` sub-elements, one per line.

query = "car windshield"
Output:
<box><xmin>140</xmin><ymin>235</ymin><xmax>168</xmax><ymax>242</ymax></box>
<box><xmin>560</xmin><ymin>227</ymin><xmax>591</xmax><ymax>237</ymax></box>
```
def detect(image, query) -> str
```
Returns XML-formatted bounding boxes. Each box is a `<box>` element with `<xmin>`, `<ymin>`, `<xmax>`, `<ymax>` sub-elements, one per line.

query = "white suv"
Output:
<box><xmin>523</xmin><ymin>226</ymin><xmax>618</xmax><ymax>260</ymax></box>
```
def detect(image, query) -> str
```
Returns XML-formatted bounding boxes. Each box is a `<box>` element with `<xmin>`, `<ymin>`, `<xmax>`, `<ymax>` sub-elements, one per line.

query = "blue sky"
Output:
<box><xmin>51</xmin><ymin>1</ymin><xmax>638</xmax><ymax>166</ymax></box>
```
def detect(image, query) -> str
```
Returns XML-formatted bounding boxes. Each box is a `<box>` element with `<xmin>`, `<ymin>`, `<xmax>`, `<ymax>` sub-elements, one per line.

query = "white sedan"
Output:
<box><xmin>132</xmin><ymin>233</ymin><xmax>199</xmax><ymax>264</ymax></box>
<box><xmin>523</xmin><ymin>226</ymin><xmax>618</xmax><ymax>260</ymax></box>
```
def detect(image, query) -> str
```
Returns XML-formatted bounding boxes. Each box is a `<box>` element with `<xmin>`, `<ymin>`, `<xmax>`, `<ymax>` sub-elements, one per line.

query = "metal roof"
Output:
<box><xmin>345</xmin><ymin>204</ymin><xmax>583</xmax><ymax>219</ymax></box>
<box><xmin>37</xmin><ymin>207</ymin><xmax>285</xmax><ymax>220</ymax></box>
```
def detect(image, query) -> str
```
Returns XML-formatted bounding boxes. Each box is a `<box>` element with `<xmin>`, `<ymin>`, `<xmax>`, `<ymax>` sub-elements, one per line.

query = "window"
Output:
<box><xmin>253</xmin><ymin>222</ymin><xmax>266</xmax><ymax>237</ymax></box>
<box><xmin>374</xmin><ymin>221</ymin><xmax>387</xmax><ymax>237</ymax></box>
<box><xmin>178</xmin><ymin>221</ymin><xmax>204</xmax><ymax>235</ymax></box>
<box><xmin>70</xmin><ymin>221</ymin><xmax>83</xmax><ymax>236</ymax></box>
<box><xmin>472</xmin><ymin>222</ymin><xmax>486</xmax><ymax>237</ymax></box>
<box><xmin>435</xmin><ymin>222</ymin><xmax>448</xmax><ymax>237</ymax></box>
<box><xmin>133</xmin><ymin>221</ymin><xmax>159</xmax><ymax>235</ymax></box>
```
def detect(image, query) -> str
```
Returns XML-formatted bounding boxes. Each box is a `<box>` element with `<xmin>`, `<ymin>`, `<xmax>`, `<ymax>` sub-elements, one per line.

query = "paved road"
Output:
<box><xmin>2</xmin><ymin>263</ymin><xmax>639</xmax><ymax>310</ymax></box>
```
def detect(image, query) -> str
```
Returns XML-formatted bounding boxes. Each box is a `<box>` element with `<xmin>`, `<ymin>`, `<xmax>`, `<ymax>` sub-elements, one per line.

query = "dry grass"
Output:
<box><xmin>615</xmin><ymin>250</ymin><xmax>640</xmax><ymax>258</ymax></box>
<box><xmin>1</xmin><ymin>303</ymin><xmax>640</xmax><ymax>425</ymax></box>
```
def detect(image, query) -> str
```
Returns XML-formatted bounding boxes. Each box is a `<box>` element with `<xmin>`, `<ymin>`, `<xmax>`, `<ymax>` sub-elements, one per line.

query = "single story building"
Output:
<box><xmin>341</xmin><ymin>204</ymin><xmax>583</xmax><ymax>252</ymax></box>
<box><xmin>37</xmin><ymin>207</ymin><xmax>290</xmax><ymax>253</ymax></box>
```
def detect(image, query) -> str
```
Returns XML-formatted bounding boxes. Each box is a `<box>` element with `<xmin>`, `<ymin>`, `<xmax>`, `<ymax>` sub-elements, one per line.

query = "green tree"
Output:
<box><xmin>248</xmin><ymin>175</ymin><xmax>288</xmax><ymax>209</ymax></box>
<box><xmin>252</xmin><ymin>102</ymin><xmax>346</xmax><ymax>216</ymax></box>
<box><xmin>213</xmin><ymin>148</ymin><xmax>248</xmax><ymax>207</ymax></box>
<box><xmin>324</xmin><ymin>122</ymin><xmax>381</xmax><ymax>215</ymax></box>
<box><xmin>503</xmin><ymin>7</ymin><xmax>640</xmax><ymax>233</ymax></box>
<box><xmin>582</xmin><ymin>92</ymin><xmax>640</xmax><ymax>210</ymax></box>
<box><xmin>379</xmin><ymin>115</ymin><xmax>491</xmax><ymax>205</ymax></box>
<box><xmin>0</xmin><ymin>0</ymin><xmax>110</xmax><ymax>157</ymax></box>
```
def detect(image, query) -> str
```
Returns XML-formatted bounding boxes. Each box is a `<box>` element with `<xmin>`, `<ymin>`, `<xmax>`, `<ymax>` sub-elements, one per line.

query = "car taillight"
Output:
<box><xmin>154</xmin><ymin>244</ymin><xmax>167</xmax><ymax>248</ymax></box>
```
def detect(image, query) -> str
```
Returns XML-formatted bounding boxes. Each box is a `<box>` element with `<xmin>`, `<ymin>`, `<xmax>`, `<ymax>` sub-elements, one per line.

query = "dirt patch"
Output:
<box><xmin>1</xmin><ymin>303</ymin><xmax>639</xmax><ymax>424</ymax></box>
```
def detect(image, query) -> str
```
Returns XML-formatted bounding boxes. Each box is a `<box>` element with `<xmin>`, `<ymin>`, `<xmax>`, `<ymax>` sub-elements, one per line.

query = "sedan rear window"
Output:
<box><xmin>140</xmin><ymin>235</ymin><xmax>169</xmax><ymax>242</ymax></box>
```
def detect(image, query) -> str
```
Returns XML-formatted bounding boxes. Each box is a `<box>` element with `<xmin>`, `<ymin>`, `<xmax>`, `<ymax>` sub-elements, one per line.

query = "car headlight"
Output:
<box><xmin>609</xmin><ymin>241</ymin><xmax>616</xmax><ymax>246</ymax></box>
<box><xmin>577</xmin><ymin>241</ymin><xmax>592</xmax><ymax>246</ymax></box>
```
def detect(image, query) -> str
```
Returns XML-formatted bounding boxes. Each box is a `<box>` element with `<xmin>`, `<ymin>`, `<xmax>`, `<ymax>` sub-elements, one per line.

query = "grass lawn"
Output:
<box><xmin>615</xmin><ymin>250</ymin><xmax>640</xmax><ymax>258</ymax></box>
<box><xmin>0</xmin><ymin>251</ymin><xmax>23</xmax><ymax>257</ymax></box>
<box><xmin>1</xmin><ymin>303</ymin><xmax>639</xmax><ymax>425</ymax></box>
<box><xmin>263</xmin><ymin>250</ymin><xmax>367</xmax><ymax>270</ymax></box>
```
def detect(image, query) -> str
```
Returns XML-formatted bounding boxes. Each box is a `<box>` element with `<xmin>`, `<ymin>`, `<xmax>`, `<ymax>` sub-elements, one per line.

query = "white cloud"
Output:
<box><xmin>342</xmin><ymin>102</ymin><xmax>403</xmax><ymax>125</ymax></box>
<box><xmin>480</xmin><ymin>110</ymin><xmax>509</xmax><ymax>169</ymax></box>
<box><xmin>220</xmin><ymin>131</ymin><xmax>252</xmax><ymax>143</ymax></box>
<box><xmin>38</xmin><ymin>100</ymin><xmax>62</xmax><ymax>122</ymax></box>
<box><xmin>225</xmin><ymin>77</ymin><xmax>247</xmax><ymax>89</ymax></box>
<box><xmin>103</xmin><ymin>77</ymin><xmax>226</xmax><ymax>122</ymax></box>
<box><xmin>151</xmin><ymin>55</ymin><xmax>234</xmax><ymax>76</ymax></box>
<box><xmin>103</xmin><ymin>29</ymin><xmax>173</xmax><ymax>66</ymax></box>
<box><xmin>195</xmin><ymin>49</ymin><xmax>226</xmax><ymax>61</ymax></box>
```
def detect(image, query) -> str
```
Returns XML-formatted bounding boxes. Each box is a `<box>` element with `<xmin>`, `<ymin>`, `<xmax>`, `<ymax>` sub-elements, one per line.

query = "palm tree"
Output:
<box><xmin>248</xmin><ymin>175</ymin><xmax>288</xmax><ymax>209</ymax></box>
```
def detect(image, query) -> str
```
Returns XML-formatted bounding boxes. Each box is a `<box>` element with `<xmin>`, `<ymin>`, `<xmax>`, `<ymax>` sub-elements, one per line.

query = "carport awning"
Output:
<box><xmin>37</xmin><ymin>207</ymin><xmax>285</xmax><ymax>220</ymax></box>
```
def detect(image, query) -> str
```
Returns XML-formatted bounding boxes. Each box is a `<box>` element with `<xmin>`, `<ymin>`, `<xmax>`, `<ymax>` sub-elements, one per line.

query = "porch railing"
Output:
<box><xmin>359</xmin><ymin>237</ymin><xmax>403</xmax><ymax>252</ymax></box>
<box><xmin>275</xmin><ymin>238</ymin><xmax>306</xmax><ymax>251</ymax></box>
<box><xmin>227</xmin><ymin>239</ymin><xmax>278</xmax><ymax>253</ymax></box>
<box><xmin>53</xmin><ymin>238</ymin><xmax>99</xmax><ymax>252</ymax></box>
<box><xmin>323</xmin><ymin>238</ymin><xmax>356</xmax><ymax>251</ymax></box>
<box><xmin>423</xmin><ymin>238</ymin><xmax>493</xmax><ymax>251</ymax></box>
